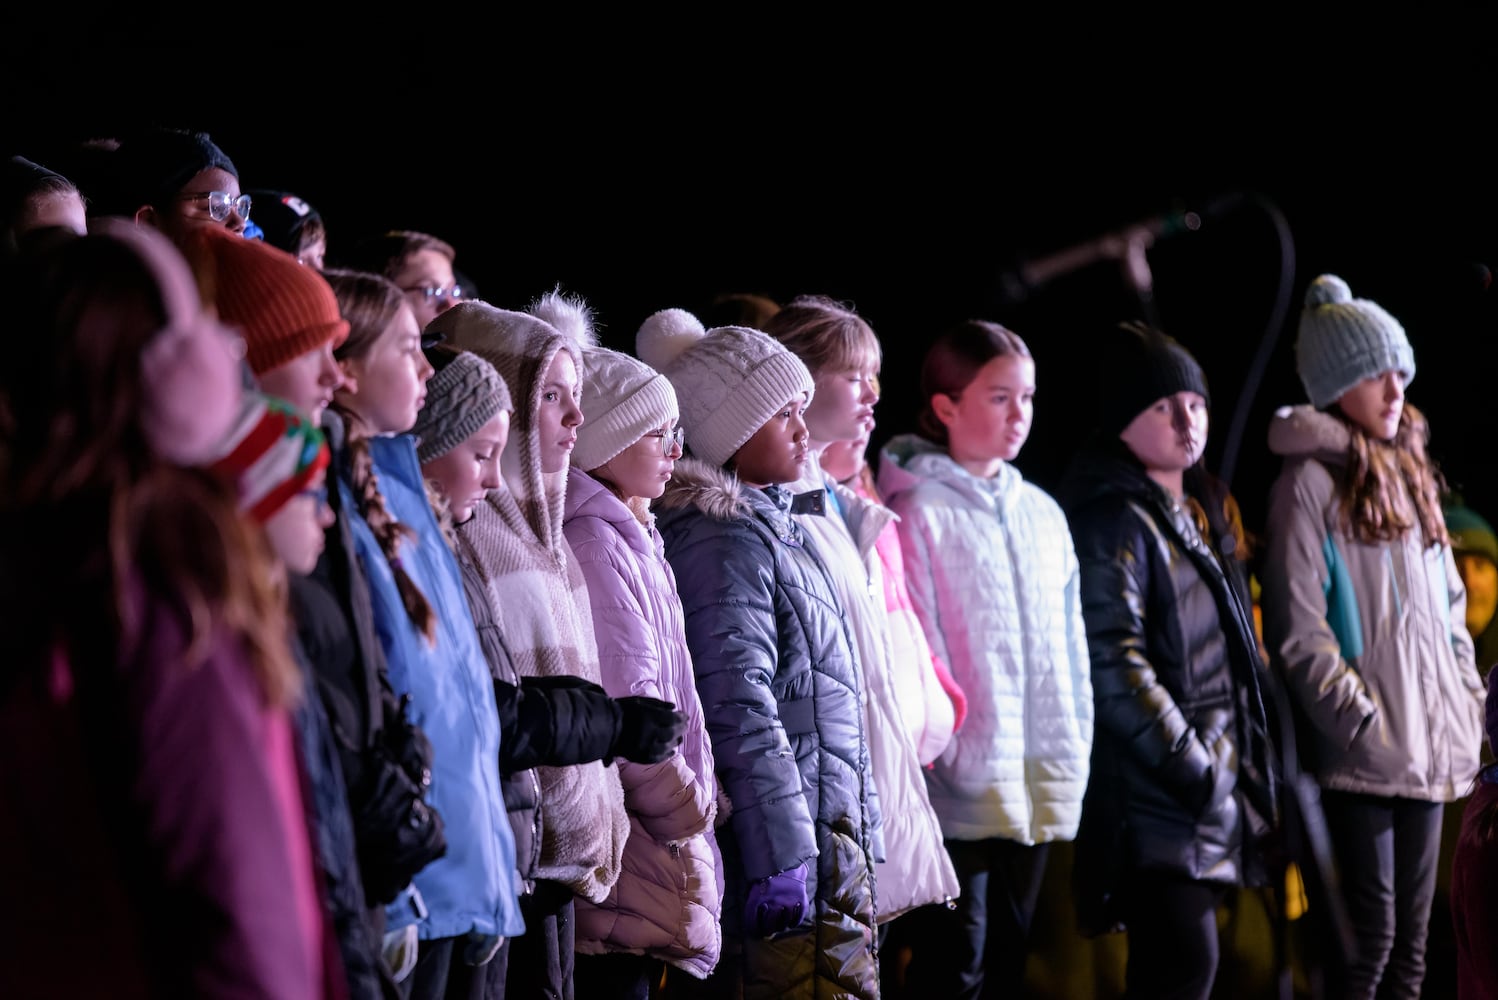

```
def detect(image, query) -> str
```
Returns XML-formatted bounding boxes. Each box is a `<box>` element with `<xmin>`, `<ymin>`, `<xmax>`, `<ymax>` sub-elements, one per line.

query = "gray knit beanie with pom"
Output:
<box><xmin>1295</xmin><ymin>274</ymin><xmax>1415</xmax><ymax>409</ymax></box>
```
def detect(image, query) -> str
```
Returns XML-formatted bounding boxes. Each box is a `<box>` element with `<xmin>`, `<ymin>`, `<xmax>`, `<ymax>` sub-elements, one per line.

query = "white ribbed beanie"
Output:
<box><xmin>572</xmin><ymin>347</ymin><xmax>679</xmax><ymax>472</ymax></box>
<box><xmin>636</xmin><ymin>308</ymin><xmax>814</xmax><ymax>469</ymax></box>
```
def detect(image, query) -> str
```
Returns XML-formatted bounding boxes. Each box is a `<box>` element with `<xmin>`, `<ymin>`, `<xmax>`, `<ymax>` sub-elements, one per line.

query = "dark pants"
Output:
<box><xmin>1320</xmin><ymin>790</ymin><xmax>1443</xmax><ymax>1000</ymax></box>
<box><xmin>407</xmin><ymin>937</ymin><xmax>490</xmax><ymax>1000</ymax></box>
<box><xmin>657</xmin><ymin>948</ymin><xmax>739</xmax><ymax>1000</ymax></box>
<box><xmin>495</xmin><ymin>881</ymin><xmax>576</xmax><ymax>1000</ymax></box>
<box><xmin>573</xmin><ymin>953</ymin><xmax>661</xmax><ymax>1000</ymax></box>
<box><xmin>904</xmin><ymin>837</ymin><xmax>1051</xmax><ymax>1000</ymax></box>
<box><xmin>1119</xmin><ymin>871</ymin><xmax>1227</xmax><ymax>1000</ymax></box>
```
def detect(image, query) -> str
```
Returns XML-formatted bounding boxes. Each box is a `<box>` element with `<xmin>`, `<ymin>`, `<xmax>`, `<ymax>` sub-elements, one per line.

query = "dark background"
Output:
<box><xmin>8</xmin><ymin>24</ymin><xmax>1498</xmax><ymax>540</ymax></box>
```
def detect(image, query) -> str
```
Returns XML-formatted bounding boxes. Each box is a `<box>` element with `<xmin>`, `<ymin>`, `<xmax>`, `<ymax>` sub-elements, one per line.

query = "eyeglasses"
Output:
<box><xmin>645</xmin><ymin>426</ymin><xmax>685</xmax><ymax>456</ymax></box>
<box><xmin>401</xmin><ymin>284</ymin><xmax>465</xmax><ymax>305</ymax></box>
<box><xmin>179</xmin><ymin>190</ymin><xmax>252</xmax><ymax>223</ymax></box>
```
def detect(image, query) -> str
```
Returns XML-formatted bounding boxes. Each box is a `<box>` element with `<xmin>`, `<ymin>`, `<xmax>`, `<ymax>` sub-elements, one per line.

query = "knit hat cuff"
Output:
<box><xmin>245</xmin><ymin>318</ymin><xmax>350</xmax><ymax>375</ymax></box>
<box><xmin>247</xmin><ymin>445</ymin><xmax>329</xmax><ymax>522</ymax></box>
<box><xmin>1303</xmin><ymin>344</ymin><xmax>1417</xmax><ymax>409</ymax></box>
<box><xmin>415</xmin><ymin>402</ymin><xmax>503</xmax><ymax>462</ymax></box>
<box><xmin>693</xmin><ymin>350</ymin><xmax>815</xmax><ymax>468</ymax></box>
<box><xmin>573</xmin><ymin>373</ymin><xmax>679</xmax><ymax>471</ymax></box>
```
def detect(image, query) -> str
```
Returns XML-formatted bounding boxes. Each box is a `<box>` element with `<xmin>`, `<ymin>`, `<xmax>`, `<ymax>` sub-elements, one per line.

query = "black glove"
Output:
<box><xmin>608</xmin><ymin>696</ymin><xmax>686</xmax><ymax>765</ymax></box>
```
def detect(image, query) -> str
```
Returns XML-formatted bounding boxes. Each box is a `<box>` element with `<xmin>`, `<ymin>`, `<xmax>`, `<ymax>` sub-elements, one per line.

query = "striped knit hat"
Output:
<box><xmin>186</xmin><ymin>226</ymin><xmax>350</xmax><ymax>374</ymax></box>
<box><xmin>208</xmin><ymin>391</ymin><xmax>330</xmax><ymax>523</ymax></box>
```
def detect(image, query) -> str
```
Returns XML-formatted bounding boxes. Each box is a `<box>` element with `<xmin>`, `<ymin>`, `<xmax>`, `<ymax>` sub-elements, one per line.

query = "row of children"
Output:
<box><xmin>2</xmin><ymin>125</ymin><xmax>1493</xmax><ymax>1000</ymax></box>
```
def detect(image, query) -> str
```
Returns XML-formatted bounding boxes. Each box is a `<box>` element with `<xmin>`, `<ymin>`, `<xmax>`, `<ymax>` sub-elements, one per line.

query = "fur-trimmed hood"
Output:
<box><xmin>654</xmin><ymin>456</ymin><xmax>752</xmax><ymax>521</ymax></box>
<box><xmin>1267</xmin><ymin>404</ymin><xmax>1351</xmax><ymax>466</ymax></box>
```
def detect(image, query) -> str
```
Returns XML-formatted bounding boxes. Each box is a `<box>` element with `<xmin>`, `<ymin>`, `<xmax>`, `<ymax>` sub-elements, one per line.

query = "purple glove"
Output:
<box><xmin>744</xmin><ymin>862</ymin><xmax>810</xmax><ymax>937</ymax></box>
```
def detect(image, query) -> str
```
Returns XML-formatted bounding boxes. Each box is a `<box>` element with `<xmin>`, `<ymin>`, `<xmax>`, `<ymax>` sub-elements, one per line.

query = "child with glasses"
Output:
<box><xmin>878</xmin><ymin>319</ymin><xmax>1093</xmax><ymax>1000</ymax></box>
<box><xmin>560</xmin><ymin>343</ymin><xmax>724</xmax><ymax>998</ymax></box>
<box><xmin>78</xmin><ymin>126</ymin><xmax>252</xmax><ymax>246</ymax></box>
<box><xmin>343</xmin><ymin>229</ymin><xmax>467</xmax><ymax>332</ymax></box>
<box><xmin>638</xmin><ymin>309</ymin><xmax>880</xmax><ymax>1000</ymax></box>
<box><xmin>321</xmin><ymin>268</ymin><xmax>526</xmax><ymax>998</ymax></box>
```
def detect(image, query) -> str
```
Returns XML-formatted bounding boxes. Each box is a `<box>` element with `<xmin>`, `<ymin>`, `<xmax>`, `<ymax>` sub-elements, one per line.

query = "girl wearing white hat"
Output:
<box><xmin>639</xmin><ymin>309</ymin><xmax>879</xmax><ymax>1000</ymax></box>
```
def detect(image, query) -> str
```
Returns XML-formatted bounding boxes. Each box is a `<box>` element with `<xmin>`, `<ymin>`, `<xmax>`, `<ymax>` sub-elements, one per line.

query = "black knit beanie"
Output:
<box><xmin>1098</xmin><ymin>322</ymin><xmax>1210</xmax><ymax>436</ymax></box>
<box><xmin>94</xmin><ymin>127</ymin><xmax>238</xmax><ymax>217</ymax></box>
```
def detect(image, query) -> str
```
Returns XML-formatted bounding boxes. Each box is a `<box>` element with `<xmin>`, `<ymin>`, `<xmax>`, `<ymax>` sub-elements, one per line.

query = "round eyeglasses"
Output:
<box><xmin>645</xmin><ymin>426</ymin><xmax>685</xmax><ymax>456</ymax></box>
<box><xmin>401</xmin><ymin>284</ymin><xmax>465</xmax><ymax>305</ymax></box>
<box><xmin>179</xmin><ymin>190</ymin><xmax>252</xmax><ymax>223</ymax></box>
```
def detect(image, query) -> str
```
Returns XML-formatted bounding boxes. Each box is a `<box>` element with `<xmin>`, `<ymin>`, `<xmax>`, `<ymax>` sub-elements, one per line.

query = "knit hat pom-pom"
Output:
<box><xmin>1305</xmin><ymin>273</ymin><xmax>1352</xmax><ymax>308</ymax></box>
<box><xmin>530</xmin><ymin>286</ymin><xmax>598</xmax><ymax>348</ymax></box>
<box><xmin>636</xmin><ymin>308</ymin><xmax>706</xmax><ymax>370</ymax></box>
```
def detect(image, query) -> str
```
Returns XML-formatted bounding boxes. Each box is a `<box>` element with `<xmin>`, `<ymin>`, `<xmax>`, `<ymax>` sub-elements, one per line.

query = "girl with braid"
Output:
<box><xmin>322</xmin><ymin>268</ymin><xmax>524</xmax><ymax>1000</ymax></box>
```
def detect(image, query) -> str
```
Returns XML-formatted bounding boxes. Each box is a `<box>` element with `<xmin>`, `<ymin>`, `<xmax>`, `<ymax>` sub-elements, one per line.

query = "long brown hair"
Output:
<box><xmin>1</xmin><ymin>225</ymin><xmax>298</xmax><ymax>706</ymax></box>
<box><xmin>321</xmin><ymin>267</ymin><xmax>436</xmax><ymax>643</ymax></box>
<box><xmin>916</xmin><ymin>319</ymin><xmax>1031</xmax><ymax>447</ymax></box>
<box><xmin>1335</xmin><ymin>402</ymin><xmax>1448</xmax><ymax>548</ymax></box>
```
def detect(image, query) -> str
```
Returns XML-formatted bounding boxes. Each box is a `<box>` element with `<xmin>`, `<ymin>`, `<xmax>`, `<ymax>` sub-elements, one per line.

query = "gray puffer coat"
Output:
<box><xmin>655</xmin><ymin>457</ymin><xmax>879</xmax><ymax>1000</ymax></box>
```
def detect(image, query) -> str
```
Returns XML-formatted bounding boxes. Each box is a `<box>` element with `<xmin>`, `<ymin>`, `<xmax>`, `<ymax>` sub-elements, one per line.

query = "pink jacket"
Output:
<box><xmin>562</xmin><ymin>469</ymin><xmax>723</xmax><ymax>979</ymax></box>
<box><xmin>852</xmin><ymin>469</ymin><xmax>967</xmax><ymax>765</ymax></box>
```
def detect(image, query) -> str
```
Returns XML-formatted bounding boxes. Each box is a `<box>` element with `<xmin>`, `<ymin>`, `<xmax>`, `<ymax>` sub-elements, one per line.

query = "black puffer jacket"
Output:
<box><xmin>1059</xmin><ymin>440</ymin><xmax>1275</xmax><ymax>922</ymax></box>
<box><xmin>451</xmin><ymin>536</ymin><xmax>627</xmax><ymax>895</ymax></box>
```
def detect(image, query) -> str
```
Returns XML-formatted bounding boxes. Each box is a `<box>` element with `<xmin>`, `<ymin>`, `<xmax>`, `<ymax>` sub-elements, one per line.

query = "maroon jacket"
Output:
<box><xmin>0</xmin><ymin>585</ymin><xmax>333</xmax><ymax>999</ymax></box>
<box><xmin>1453</xmin><ymin>773</ymin><xmax>1498</xmax><ymax>1000</ymax></box>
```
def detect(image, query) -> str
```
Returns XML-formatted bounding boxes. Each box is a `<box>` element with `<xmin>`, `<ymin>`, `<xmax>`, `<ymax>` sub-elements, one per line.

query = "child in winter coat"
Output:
<box><xmin>763</xmin><ymin>296</ymin><xmax>960</xmax><ymax>945</ymax></box>
<box><xmin>0</xmin><ymin>220</ymin><xmax>329</xmax><ymax>999</ymax></box>
<box><xmin>1260</xmin><ymin>274</ymin><xmax>1483</xmax><ymax>1000</ymax></box>
<box><xmin>1059</xmin><ymin>324</ymin><xmax>1276</xmax><ymax>1000</ymax></box>
<box><xmin>323</xmin><ymin>267</ymin><xmax>524</xmax><ymax>998</ymax></box>
<box><xmin>562</xmin><ymin>343</ymin><xmax>724</xmax><ymax>997</ymax></box>
<box><xmin>422</xmin><ymin>293</ymin><xmax>645</xmax><ymax>1000</ymax></box>
<box><xmin>411</xmin><ymin>341</ymin><xmax>687</xmax><ymax>1000</ymax></box>
<box><xmin>638</xmin><ymin>310</ymin><xmax>880</xmax><ymax>1000</ymax></box>
<box><xmin>877</xmin><ymin>318</ymin><xmax>1092</xmax><ymax>998</ymax></box>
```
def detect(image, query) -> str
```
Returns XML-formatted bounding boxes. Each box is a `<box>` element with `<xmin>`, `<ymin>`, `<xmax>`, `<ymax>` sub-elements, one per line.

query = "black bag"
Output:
<box><xmin>353</xmin><ymin>694</ymin><xmax>447</xmax><ymax>905</ymax></box>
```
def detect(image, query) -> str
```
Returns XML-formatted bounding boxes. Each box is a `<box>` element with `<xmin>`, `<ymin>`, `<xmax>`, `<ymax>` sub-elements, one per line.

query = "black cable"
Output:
<box><xmin>1216</xmin><ymin>192</ymin><xmax>1297</xmax><ymax>494</ymax></box>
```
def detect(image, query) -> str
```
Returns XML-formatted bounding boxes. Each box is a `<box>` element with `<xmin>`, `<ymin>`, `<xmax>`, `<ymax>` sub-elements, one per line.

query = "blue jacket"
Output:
<box><xmin>340</xmin><ymin>433</ymin><xmax>523</xmax><ymax>941</ymax></box>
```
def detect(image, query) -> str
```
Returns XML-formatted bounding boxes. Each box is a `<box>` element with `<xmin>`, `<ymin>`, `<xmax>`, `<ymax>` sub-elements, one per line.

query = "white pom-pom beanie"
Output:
<box><xmin>637</xmin><ymin>308</ymin><xmax>815</xmax><ymax>469</ymax></box>
<box><xmin>1295</xmin><ymin>273</ymin><xmax>1415</xmax><ymax>409</ymax></box>
<box><xmin>572</xmin><ymin>346</ymin><xmax>679</xmax><ymax>472</ymax></box>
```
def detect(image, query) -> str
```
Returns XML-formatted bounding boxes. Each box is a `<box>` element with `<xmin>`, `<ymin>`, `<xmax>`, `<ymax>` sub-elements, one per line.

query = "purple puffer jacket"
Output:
<box><xmin>562</xmin><ymin>468</ymin><xmax>723</xmax><ymax>979</ymax></box>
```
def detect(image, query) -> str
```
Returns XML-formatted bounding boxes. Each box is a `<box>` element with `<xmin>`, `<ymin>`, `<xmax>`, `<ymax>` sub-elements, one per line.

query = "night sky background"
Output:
<box><xmin>8</xmin><ymin>22</ymin><xmax>1498</xmax><ymax>543</ymax></box>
